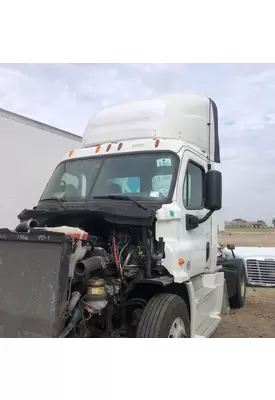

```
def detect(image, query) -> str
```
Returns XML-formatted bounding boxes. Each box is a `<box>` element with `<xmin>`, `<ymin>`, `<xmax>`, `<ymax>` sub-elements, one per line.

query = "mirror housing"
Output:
<box><xmin>205</xmin><ymin>169</ymin><xmax>222</xmax><ymax>211</ymax></box>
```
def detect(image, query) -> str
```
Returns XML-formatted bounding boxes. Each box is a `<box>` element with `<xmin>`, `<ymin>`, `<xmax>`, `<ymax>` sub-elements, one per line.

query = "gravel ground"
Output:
<box><xmin>214</xmin><ymin>287</ymin><xmax>275</xmax><ymax>338</ymax></box>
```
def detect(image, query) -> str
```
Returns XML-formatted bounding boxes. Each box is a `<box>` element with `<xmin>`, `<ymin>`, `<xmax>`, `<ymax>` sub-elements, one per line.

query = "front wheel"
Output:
<box><xmin>136</xmin><ymin>293</ymin><xmax>190</xmax><ymax>338</ymax></box>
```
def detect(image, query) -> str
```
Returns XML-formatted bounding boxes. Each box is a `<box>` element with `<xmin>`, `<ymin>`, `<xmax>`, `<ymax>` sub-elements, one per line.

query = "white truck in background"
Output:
<box><xmin>222</xmin><ymin>245</ymin><xmax>275</xmax><ymax>287</ymax></box>
<box><xmin>0</xmin><ymin>94</ymin><xmax>247</xmax><ymax>338</ymax></box>
<box><xmin>0</xmin><ymin>108</ymin><xmax>81</xmax><ymax>229</ymax></box>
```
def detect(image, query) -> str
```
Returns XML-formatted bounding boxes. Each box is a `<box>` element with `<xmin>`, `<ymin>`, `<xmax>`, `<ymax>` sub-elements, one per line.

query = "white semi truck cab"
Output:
<box><xmin>0</xmin><ymin>94</ymin><xmax>246</xmax><ymax>338</ymax></box>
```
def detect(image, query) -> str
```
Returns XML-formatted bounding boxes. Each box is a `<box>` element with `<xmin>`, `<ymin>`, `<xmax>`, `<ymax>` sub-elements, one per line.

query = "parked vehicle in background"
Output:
<box><xmin>222</xmin><ymin>245</ymin><xmax>275</xmax><ymax>287</ymax></box>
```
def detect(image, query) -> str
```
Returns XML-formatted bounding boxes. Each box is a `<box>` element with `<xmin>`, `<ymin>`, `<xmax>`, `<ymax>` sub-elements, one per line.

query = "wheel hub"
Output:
<box><xmin>240</xmin><ymin>276</ymin><xmax>245</xmax><ymax>297</ymax></box>
<box><xmin>168</xmin><ymin>317</ymin><xmax>186</xmax><ymax>338</ymax></box>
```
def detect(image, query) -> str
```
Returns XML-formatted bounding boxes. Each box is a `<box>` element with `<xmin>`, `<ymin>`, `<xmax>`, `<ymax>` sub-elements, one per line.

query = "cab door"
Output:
<box><xmin>177</xmin><ymin>149</ymin><xmax>211</xmax><ymax>277</ymax></box>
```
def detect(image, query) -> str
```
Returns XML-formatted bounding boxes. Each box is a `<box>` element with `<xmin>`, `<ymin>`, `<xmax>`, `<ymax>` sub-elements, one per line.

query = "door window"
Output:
<box><xmin>183</xmin><ymin>161</ymin><xmax>204</xmax><ymax>209</ymax></box>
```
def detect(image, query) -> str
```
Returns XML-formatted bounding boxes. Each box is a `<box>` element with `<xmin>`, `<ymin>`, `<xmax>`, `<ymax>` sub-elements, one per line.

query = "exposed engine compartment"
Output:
<box><xmin>10</xmin><ymin>213</ymin><xmax>167</xmax><ymax>338</ymax></box>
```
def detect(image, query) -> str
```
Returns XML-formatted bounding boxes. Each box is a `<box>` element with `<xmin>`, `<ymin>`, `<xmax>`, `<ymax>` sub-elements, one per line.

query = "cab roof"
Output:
<box><xmin>82</xmin><ymin>93</ymin><xmax>220</xmax><ymax>163</ymax></box>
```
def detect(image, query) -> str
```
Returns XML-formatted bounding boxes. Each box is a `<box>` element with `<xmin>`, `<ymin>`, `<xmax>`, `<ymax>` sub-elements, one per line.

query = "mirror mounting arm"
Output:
<box><xmin>186</xmin><ymin>210</ymin><xmax>214</xmax><ymax>231</ymax></box>
<box><xmin>197</xmin><ymin>210</ymin><xmax>214</xmax><ymax>224</ymax></box>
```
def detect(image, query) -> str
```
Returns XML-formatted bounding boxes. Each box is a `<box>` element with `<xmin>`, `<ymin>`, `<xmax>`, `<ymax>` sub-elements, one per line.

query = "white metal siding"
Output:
<box><xmin>0</xmin><ymin>111</ymin><xmax>81</xmax><ymax>229</ymax></box>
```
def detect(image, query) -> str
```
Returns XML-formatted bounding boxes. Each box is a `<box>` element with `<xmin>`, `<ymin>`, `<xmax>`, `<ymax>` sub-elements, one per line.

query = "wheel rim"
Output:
<box><xmin>168</xmin><ymin>317</ymin><xmax>186</xmax><ymax>338</ymax></box>
<box><xmin>240</xmin><ymin>275</ymin><xmax>245</xmax><ymax>298</ymax></box>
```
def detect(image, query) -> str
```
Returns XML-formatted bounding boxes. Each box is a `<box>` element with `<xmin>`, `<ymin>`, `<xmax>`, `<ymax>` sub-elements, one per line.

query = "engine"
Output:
<box><xmin>12</xmin><ymin>215</ymin><xmax>166</xmax><ymax>337</ymax></box>
<box><xmin>27</xmin><ymin>222</ymin><xmax>163</xmax><ymax>338</ymax></box>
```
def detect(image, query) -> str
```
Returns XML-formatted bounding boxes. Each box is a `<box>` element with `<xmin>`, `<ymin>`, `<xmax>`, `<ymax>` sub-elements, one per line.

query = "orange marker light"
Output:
<box><xmin>68</xmin><ymin>149</ymin><xmax>74</xmax><ymax>158</ymax></box>
<box><xmin>178</xmin><ymin>258</ymin><xmax>185</xmax><ymax>265</ymax></box>
<box><xmin>95</xmin><ymin>145</ymin><xmax>101</xmax><ymax>153</ymax></box>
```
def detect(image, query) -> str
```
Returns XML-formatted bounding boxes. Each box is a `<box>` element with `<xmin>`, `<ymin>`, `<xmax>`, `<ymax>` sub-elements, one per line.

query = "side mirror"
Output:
<box><xmin>205</xmin><ymin>169</ymin><xmax>222</xmax><ymax>211</ymax></box>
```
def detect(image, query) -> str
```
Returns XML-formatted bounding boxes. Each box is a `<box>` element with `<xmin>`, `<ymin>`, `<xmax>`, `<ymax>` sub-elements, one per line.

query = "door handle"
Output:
<box><xmin>206</xmin><ymin>241</ymin><xmax>210</xmax><ymax>262</ymax></box>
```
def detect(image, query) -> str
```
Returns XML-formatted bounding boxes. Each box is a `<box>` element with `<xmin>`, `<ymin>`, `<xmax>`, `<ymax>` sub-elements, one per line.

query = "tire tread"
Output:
<box><xmin>137</xmin><ymin>293</ymin><xmax>189</xmax><ymax>338</ymax></box>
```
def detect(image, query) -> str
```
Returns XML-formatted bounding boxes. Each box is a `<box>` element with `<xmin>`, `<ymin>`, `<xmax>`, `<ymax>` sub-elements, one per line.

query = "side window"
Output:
<box><xmin>62</xmin><ymin>172</ymin><xmax>79</xmax><ymax>188</ymax></box>
<box><xmin>183</xmin><ymin>161</ymin><xmax>204</xmax><ymax>209</ymax></box>
<box><xmin>60</xmin><ymin>172</ymin><xmax>81</xmax><ymax>199</ymax></box>
<box><xmin>109</xmin><ymin>177</ymin><xmax>140</xmax><ymax>193</ymax></box>
<box><xmin>81</xmin><ymin>175</ymin><xmax>87</xmax><ymax>197</ymax></box>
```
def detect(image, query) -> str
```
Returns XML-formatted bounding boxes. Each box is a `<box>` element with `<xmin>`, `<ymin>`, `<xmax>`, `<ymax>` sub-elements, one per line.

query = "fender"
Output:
<box><xmin>119</xmin><ymin>276</ymin><xmax>193</xmax><ymax>329</ymax></box>
<box><xmin>119</xmin><ymin>276</ymin><xmax>174</xmax><ymax>301</ymax></box>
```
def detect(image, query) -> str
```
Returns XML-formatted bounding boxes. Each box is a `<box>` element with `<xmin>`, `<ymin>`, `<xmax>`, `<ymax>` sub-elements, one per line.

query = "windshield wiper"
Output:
<box><xmin>93</xmin><ymin>195</ymin><xmax>147</xmax><ymax>211</ymax></box>
<box><xmin>39</xmin><ymin>196</ymin><xmax>66</xmax><ymax>208</ymax></box>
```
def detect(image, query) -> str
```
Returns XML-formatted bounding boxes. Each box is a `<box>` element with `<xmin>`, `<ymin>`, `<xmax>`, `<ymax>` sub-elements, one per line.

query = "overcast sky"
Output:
<box><xmin>0</xmin><ymin>63</ymin><xmax>274</xmax><ymax>223</ymax></box>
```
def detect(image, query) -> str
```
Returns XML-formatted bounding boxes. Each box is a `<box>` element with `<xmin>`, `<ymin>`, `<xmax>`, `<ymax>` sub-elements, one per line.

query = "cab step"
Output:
<box><xmin>191</xmin><ymin>272</ymin><xmax>224</xmax><ymax>338</ymax></box>
<box><xmin>195</xmin><ymin>315</ymin><xmax>220</xmax><ymax>338</ymax></box>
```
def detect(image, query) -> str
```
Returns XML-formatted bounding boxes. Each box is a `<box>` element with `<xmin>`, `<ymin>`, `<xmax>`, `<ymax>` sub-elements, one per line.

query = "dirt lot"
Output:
<box><xmin>215</xmin><ymin>287</ymin><xmax>275</xmax><ymax>337</ymax></box>
<box><xmin>219</xmin><ymin>230</ymin><xmax>275</xmax><ymax>247</ymax></box>
<box><xmin>215</xmin><ymin>229</ymin><xmax>275</xmax><ymax>337</ymax></box>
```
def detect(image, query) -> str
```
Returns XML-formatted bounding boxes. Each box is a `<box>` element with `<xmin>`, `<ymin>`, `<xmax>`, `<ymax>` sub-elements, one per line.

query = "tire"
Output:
<box><xmin>229</xmin><ymin>264</ymin><xmax>246</xmax><ymax>308</ymax></box>
<box><xmin>136</xmin><ymin>293</ymin><xmax>190</xmax><ymax>338</ymax></box>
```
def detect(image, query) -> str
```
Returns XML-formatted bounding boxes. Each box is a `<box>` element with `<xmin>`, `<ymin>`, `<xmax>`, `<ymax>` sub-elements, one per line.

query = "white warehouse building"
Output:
<box><xmin>0</xmin><ymin>108</ymin><xmax>81</xmax><ymax>229</ymax></box>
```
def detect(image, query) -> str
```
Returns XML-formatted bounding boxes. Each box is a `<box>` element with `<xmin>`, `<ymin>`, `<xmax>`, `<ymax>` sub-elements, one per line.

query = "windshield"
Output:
<box><xmin>40</xmin><ymin>152</ymin><xmax>179</xmax><ymax>203</ymax></box>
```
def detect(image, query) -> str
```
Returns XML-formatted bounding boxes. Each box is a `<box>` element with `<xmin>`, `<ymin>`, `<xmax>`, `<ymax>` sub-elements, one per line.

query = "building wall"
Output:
<box><xmin>225</xmin><ymin>220</ymin><xmax>266</xmax><ymax>228</ymax></box>
<box><xmin>0</xmin><ymin>110</ymin><xmax>81</xmax><ymax>228</ymax></box>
